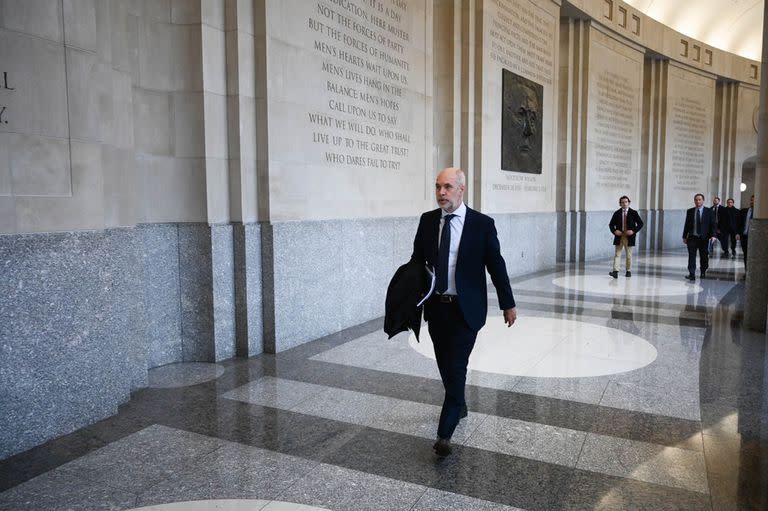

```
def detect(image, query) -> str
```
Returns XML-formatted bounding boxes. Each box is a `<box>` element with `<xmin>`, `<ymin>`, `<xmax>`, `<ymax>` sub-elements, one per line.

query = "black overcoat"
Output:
<box><xmin>608</xmin><ymin>208</ymin><xmax>644</xmax><ymax>246</ymax></box>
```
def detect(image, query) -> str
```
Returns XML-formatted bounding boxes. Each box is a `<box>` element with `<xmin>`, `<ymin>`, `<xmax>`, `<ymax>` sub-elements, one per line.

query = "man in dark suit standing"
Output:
<box><xmin>410</xmin><ymin>167</ymin><xmax>517</xmax><ymax>457</ymax></box>
<box><xmin>720</xmin><ymin>198</ymin><xmax>739</xmax><ymax>258</ymax></box>
<box><xmin>711</xmin><ymin>196</ymin><xmax>723</xmax><ymax>255</ymax></box>
<box><xmin>736</xmin><ymin>194</ymin><xmax>755</xmax><ymax>272</ymax></box>
<box><xmin>682</xmin><ymin>193</ymin><xmax>717</xmax><ymax>281</ymax></box>
<box><xmin>608</xmin><ymin>195</ymin><xmax>644</xmax><ymax>278</ymax></box>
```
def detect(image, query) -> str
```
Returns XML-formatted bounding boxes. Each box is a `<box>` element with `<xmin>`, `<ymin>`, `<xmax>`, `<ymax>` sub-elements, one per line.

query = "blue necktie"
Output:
<box><xmin>436</xmin><ymin>214</ymin><xmax>456</xmax><ymax>294</ymax></box>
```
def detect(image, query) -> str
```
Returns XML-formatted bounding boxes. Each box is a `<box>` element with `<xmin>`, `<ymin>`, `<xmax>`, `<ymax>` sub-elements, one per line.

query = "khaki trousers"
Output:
<box><xmin>613</xmin><ymin>236</ymin><xmax>632</xmax><ymax>271</ymax></box>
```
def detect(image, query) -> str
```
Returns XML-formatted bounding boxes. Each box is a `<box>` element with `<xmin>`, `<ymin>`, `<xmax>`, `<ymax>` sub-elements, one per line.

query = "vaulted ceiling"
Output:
<box><xmin>622</xmin><ymin>0</ymin><xmax>764</xmax><ymax>60</ymax></box>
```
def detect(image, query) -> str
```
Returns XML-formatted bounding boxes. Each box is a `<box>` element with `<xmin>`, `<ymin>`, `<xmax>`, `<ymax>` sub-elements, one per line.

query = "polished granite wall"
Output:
<box><xmin>234</xmin><ymin>224</ymin><xmax>263</xmax><ymax>357</ymax></box>
<box><xmin>0</xmin><ymin>222</ymin><xmax>258</xmax><ymax>459</ymax></box>
<box><xmin>0</xmin><ymin>228</ymin><xmax>146</xmax><ymax>459</ymax></box>
<box><xmin>263</xmin><ymin>213</ymin><xmax>559</xmax><ymax>352</ymax></box>
<box><xmin>262</xmin><ymin>217</ymin><xmax>418</xmax><ymax>353</ymax></box>
<box><xmin>582</xmin><ymin>211</ymin><xmax>615</xmax><ymax>261</ymax></box>
<box><xmin>661</xmin><ymin>210</ymin><xmax>688</xmax><ymax>250</ymax></box>
<box><xmin>744</xmin><ymin>219</ymin><xmax>768</xmax><ymax>331</ymax></box>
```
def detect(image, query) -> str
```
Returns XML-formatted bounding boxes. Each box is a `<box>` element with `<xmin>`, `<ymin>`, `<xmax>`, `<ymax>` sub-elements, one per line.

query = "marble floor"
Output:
<box><xmin>1</xmin><ymin>251</ymin><xmax>767</xmax><ymax>510</ymax></box>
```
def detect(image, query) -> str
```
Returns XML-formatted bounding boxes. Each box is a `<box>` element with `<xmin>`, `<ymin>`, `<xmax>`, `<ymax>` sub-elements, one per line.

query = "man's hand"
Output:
<box><xmin>683</xmin><ymin>237</ymin><xmax>688</xmax><ymax>244</ymax></box>
<box><xmin>625</xmin><ymin>230</ymin><xmax>634</xmax><ymax>236</ymax></box>
<box><xmin>736</xmin><ymin>234</ymin><xmax>741</xmax><ymax>240</ymax></box>
<box><xmin>503</xmin><ymin>307</ymin><xmax>517</xmax><ymax>327</ymax></box>
<box><xmin>613</xmin><ymin>230</ymin><xmax>622</xmax><ymax>236</ymax></box>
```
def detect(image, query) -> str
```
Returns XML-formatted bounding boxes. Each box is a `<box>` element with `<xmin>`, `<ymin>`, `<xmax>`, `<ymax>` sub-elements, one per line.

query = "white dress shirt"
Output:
<box><xmin>438</xmin><ymin>202</ymin><xmax>466</xmax><ymax>295</ymax></box>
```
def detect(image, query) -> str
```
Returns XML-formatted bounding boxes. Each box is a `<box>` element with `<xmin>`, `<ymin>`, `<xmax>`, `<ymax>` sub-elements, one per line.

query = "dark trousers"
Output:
<box><xmin>426</xmin><ymin>299</ymin><xmax>477</xmax><ymax>440</ymax></box>
<box><xmin>687</xmin><ymin>237</ymin><xmax>709</xmax><ymax>275</ymax></box>
<box><xmin>741</xmin><ymin>235</ymin><xmax>749</xmax><ymax>269</ymax></box>
<box><xmin>721</xmin><ymin>232</ymin><xmax>737</xmax><ymax>255</ymax></box>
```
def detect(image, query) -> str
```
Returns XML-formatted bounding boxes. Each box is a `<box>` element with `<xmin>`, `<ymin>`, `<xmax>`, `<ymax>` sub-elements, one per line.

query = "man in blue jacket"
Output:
<box><xmin>410</xmin><ymin>167</ymin><xmax>517</xmax><ymax>456</ymax></box>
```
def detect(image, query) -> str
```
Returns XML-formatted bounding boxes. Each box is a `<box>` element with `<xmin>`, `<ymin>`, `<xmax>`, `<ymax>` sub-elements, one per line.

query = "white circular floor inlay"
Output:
<box><xmin>409</xmin><ymin>316</ymin><xmax>657</xmax><ymax>378</ymax></box>
<box><xmin>552</xmin><ymin>274</ymin><xmax>702</xmax><ymax>297</ymax></box>
<box><xmin>128</xmin><ymin>500</ymin><xmax>330</xmax><ymax>511</ymax></box>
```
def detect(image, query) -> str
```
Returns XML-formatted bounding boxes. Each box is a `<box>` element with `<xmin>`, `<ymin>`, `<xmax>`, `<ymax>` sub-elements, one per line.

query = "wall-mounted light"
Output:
<box><xmin>740</xmin><ymin>183</ymin><xmax>747</xmax><ymax>192</ymax></box>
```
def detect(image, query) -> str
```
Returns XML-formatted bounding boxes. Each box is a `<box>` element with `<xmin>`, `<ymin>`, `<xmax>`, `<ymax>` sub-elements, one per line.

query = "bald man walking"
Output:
<box><xmin>410</xmin><ymin>167</ymin><xmax>517</xmax><ymax>456</ymax></box>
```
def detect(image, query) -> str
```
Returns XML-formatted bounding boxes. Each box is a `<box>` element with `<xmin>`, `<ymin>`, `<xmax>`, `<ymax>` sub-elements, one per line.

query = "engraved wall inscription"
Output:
<box><xmin>593</xmin><ymin>70</ymin><xmax>635</xmax><ymax>190</ymax></box>
<box><xmin>583</xmin><ymin>38</ymin><xmax>643</xmax><ymax>210</ymax></box>
<box><xmin>305</xmin><ymin>0</ymin><xmax>415</xmax><ymax>171</ymax></box>
<box><xmin>669</xmin><ymin>96</ymin><xmax>708</xmax><ymax>193</ymax></box>
<box><xmin>487</xmin><ymin>0</ymin><xmax>554</xmax><ymax>85</ymax></box>
<box><xmin>662</xmin><ymin>68</ymin><xmax>714</xmax><ymax>209</ymax></box>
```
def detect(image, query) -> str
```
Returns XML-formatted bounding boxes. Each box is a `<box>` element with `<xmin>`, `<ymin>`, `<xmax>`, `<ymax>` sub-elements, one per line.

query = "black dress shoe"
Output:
<box><xmin>625</xmin><ymin>271</ymin><xmax>631</xmax><ymax>277</ymax></box>
<box><xmin>433</xmin><ymin>438</ymin><xmax>452</xmax><ymax>457</ymax></box>
<box><xmin>460</xmin><ymin>404</ymin><xmax>468</xmax><ymax>419</ymax></box>
<box><xmin>609</xmin><ymin>271</ymin><xmax>618</xmax><ymax>279</ymax></box>
<box><xmin>700</xmin><ymin>271</ymin><xmax>706</xmax><ymax>279</ymax></box>
<box><xmin>686</xmin><ymin>274</ymin><xmax>696</xmax><ymax>281</ymax></box>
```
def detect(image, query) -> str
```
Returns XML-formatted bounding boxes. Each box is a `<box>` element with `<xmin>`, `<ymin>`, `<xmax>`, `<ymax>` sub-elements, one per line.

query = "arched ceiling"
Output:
<box><xmin>622</xmin><ymin>0</ymin><xmax>764</xmax><ymax>60</ymax></box>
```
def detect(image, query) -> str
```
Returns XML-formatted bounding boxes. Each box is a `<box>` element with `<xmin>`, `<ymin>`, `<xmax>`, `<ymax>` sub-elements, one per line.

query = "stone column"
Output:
<box><xmin>743</xmin><ymin>0</ymin><xmax>768</xmax><ymax>332</ymax></box>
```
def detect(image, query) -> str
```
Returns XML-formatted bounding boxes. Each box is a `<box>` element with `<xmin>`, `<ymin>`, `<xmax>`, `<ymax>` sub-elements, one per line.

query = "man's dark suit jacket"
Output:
<box><xmin>711</xmin><ymin>205</ymin><xmax>721</xmax><ymax>229</ymax></box>
<box><xmin>410</xmin><ymin>207</ymin><xmax>515</xmax><ymax>333</ymax></box>
<box><xmin>608</xmin><ymin>208</ymin><xmax>644</xmax><ymax>246</ymax></box>
<box><xmin>719</xmin><ymin>206</ymin><xmax>738</xmax><ymax>234</ymax></box>
<box><xmin>682</xmin><ymin>207</ymin><xmax>716</xmax><ymax>239</ymax></box>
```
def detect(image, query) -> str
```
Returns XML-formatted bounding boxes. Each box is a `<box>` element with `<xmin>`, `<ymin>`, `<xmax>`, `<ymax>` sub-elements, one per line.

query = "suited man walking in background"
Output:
<box><xmin>683</xmin><ymin>193</ymin><xmax>717</xmax><ymax>281</ymax></box>
<box><xmin>410</xmin><ymin>167</ymin><xmax>517</xmax><ymax>457</ymax></box>
<box><xmin>720</xmin><ymin>198</ymin><xmax>739</xmax><ymax>258</ymax></box>
<box><xmin>608</xmin><ymin>195</ymin><xmax>644</xmax><ymax>278</ymax></box>
<box><xmin>711</xmin><ymin>196</ymin><xmax>723</xmax><ymax>254</ymax></box>
<box><xmin>737</xmin><ymin>194</ymin><xmax>755</xmax><ymax>272</ymax></box>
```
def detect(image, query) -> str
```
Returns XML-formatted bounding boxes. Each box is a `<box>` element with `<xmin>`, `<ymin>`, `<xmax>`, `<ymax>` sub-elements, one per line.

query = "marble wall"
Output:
<box><xmin>662</xmin><ymin>64</ymin><xmax>716</xmax><ymax>209</ymax></box>
<box><xmin>261</xmin><ymin>0</ymin><xmax>434</xmax><ymax>221</ymax></box>
<box><xmin>735</xmin><ymin>85</ymin><xmax>760</xmax><ymax>205</ymax></box>
<box><xmin>584</xmin><ymin>28</ymin><xmax>643</xmax><ymax>210</ymax></box>
<box><xmin>0</xmin><ymin>1</ymin><xmax>215</xmax><ymax>233</ymax></box>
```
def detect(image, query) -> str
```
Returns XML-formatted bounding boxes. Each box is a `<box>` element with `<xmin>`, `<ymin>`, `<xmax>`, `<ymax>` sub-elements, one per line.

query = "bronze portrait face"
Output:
<box><xmin>501</xmin><ymin>69</ymin><xmax>543</xmax><ymax>174</ymax></box>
